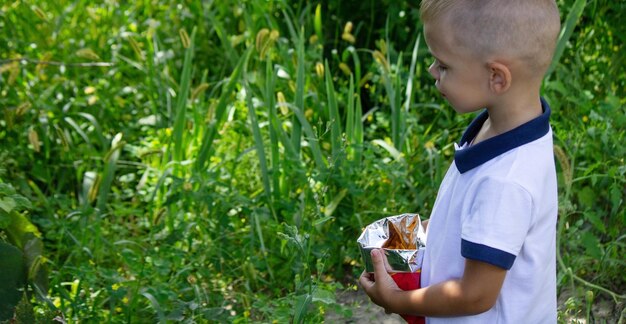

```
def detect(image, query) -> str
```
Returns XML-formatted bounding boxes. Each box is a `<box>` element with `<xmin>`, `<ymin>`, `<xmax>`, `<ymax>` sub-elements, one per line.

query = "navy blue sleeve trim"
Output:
<box><xmin>461</xmin><ymin>239</ymin><xmax>516</xmax><ymax>270</ymax></box>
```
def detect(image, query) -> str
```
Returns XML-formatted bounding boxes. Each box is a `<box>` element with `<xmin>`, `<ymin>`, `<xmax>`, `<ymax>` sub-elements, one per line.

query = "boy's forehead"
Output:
<box><xmin>423</xmin><ymin>21</ymin><xmax>454</xmax><ymax>53</ymax></box>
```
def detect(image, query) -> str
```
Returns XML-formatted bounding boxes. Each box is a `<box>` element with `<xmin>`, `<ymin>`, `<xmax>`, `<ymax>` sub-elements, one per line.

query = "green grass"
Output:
<box><xmin>0</xmin><ymin>0</ymin><xmax>624</xmax><ymax>322</ymax></box>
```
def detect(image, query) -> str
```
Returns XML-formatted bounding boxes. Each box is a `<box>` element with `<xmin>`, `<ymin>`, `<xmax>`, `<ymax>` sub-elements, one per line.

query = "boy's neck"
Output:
<box><xmin>473</xmin><ymin>91</ymin><xmax>543</xmax><ymax>145</ymax></box>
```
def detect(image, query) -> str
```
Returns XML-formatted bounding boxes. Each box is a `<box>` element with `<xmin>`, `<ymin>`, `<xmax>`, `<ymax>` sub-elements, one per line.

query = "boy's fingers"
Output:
<box><xmin>381</xmin><ymin>250</ymin><xmax>393</xmax><ymax>272</ymax></box>
<box><xmin>359</xmin><ymin>270</ymin><xmax>374</xmax><ymax>289</ymax></box>
<box><xmin>371</xmin><ymin>249</ymin><xmax>392</xmax><ymax>281</ymax></box>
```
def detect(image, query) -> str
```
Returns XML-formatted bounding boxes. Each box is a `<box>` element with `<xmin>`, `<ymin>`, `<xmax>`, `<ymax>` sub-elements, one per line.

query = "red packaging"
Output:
<box><xmin>392</xmin><ymin>272</ymin><xmax>425</xmax><ymax>324</ymax></box>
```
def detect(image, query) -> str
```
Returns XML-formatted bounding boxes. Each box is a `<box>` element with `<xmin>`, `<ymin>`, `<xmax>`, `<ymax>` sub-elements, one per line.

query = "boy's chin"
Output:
<box><xmin>449</xmin><ymin>104</ymin><xmax>476</xmax><ymax>114</ymax></box>
<box><xmin>448</xmin><ymin>101</ymin><xmax>484</xmax><ymax>114</ymax></box>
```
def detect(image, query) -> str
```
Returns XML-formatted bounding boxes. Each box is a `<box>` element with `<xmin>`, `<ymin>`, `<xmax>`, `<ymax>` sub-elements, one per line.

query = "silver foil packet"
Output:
<box><xmin>357</xmin><ymin>213</ymin><xmax>426</xmax><ymax>273</ymax></box>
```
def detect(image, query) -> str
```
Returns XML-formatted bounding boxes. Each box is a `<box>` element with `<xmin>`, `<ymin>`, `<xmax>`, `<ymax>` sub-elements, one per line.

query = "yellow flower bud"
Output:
<box><xmin>342</xmin><ymin>33</ymin><xmax>355</xmax><ymax>44</ymax></box>
<box><xmin>339</xmin><ymin>62</ymin><xmax>352</xmax><ymax>76</ymax></box>
<box><xmin>255</xmin><ymin>28</ymin><xmax>270</xmax><ymax>53</ymax></box>
<box><xmin>372</xmin><ymin>50</ymin><xmax>389</xmax><ymax>72</ymax></box>
<box><xmin>277</xmin><ymin>91</ymin><xmax>288</xmax><ymax>115</ymax></box>
<box><xmin>28</xmin><ymin>128</ymin><xmax>40</xmax><ymax>152</ymax></box>
<box><xmin>343</xmin><ymin>21</ymin><xmax>353</xmax><ymax>34</ymax></box>
<box><xmin>315</xmin><ymin>62</ymin><xmax>324</xmax><ymax>78</ymax></box>
<box><xmin>84</xmin><ymin>86</ymin><xmax>96</xmax><ymax>95</ymax></box>
<box><xmin>305</xmin><ymin>109</ymin><xmax>314</xmax><ymax>120</ymax></box>
<box><xmin>179</xmin><ymin>28</ymin><xmax>190</xmax><ymax>49</ymax></box>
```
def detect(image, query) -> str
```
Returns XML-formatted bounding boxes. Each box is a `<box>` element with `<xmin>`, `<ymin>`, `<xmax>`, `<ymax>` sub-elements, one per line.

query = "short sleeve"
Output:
<box><xmin>461</xmin><ymin>177</ymin><xmax>533</xmax><ymax>270</ymax></box>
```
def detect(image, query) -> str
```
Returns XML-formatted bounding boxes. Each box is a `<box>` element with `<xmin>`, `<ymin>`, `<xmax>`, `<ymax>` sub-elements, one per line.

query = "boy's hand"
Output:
<box><xmin>359</xmin><ymin>249</ymin><xmax>401</xmax><ymax>312</ymax></box>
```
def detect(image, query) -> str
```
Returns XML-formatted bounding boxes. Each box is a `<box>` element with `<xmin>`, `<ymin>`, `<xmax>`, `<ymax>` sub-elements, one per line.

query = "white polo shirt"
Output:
<box><xmin>421</xmin><ymin>98</ymin><xmax>558</xmax><ymax>324</ymax></box>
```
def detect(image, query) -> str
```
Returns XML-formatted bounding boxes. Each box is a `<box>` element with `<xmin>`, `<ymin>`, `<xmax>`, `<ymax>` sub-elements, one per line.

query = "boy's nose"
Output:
<box><xmin>428</xmin><ymin>62</ymin><xmax>439</xmax><ymax>80</ymax></box>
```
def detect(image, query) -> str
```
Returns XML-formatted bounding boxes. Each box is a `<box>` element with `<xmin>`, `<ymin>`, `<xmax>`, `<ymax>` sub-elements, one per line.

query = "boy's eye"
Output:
<box><xmin>432</xmin><ymin>59</ymin><xmax>447</xmax><ymax>72</ymax></box>
<box><xmin>436</xmin><ymin>61</ymin><xmax>448</xmax><ymax>72</ymax></box>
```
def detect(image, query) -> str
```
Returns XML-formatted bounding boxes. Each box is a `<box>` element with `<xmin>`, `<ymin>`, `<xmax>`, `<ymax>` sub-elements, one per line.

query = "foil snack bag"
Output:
<box><xmin>357</xmin><ymin>213</ymin><xmax>426</xmax><ymax>324</ymax></box>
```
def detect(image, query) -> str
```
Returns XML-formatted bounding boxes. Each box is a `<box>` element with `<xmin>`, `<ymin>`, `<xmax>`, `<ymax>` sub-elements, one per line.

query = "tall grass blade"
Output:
<box><xmin>264</xmin><ymin>60</ymin><xmax>281</xmax><ymax>202</ymax></box>
<box><xmin>324</xmin><ymin>60</ymin><xmax>342</xmax><ymax>166</ymax></box>
<box><xmin>405</xmin><ymin>34</ymin><xmax>421</xmax><ymax>113</ymax></box>
<box><xmin>148</xmin><ymin>168</ymin><xmax>172</xmax><ymax>206</ymax></box>
<box><xmin>324</xmin><ymin>188</ymin><xmax>348</xmax><ymax>217</ymax></box>
<box><xmin>281</xmin><ymin>9</ymin><xmax>299</xmax><ymax>43</ymax></box>
<box><xmin>354</xmin><ymin>94</ymin><xmax>364</xmax><ymax>168</ymax></box>
<box><xmin>348</xmin><ymin>47</ymin><xmax>361</xmax><ymax>89</ymax></box>
<box><xmin>172</xmin><ymin>28</ymin><xmax>195</xmax><ymax>165</ymax></box>
<box><xmin>292</xmin><ymin>29</ymin><xmax>306</xmax><ymax>156</ymax></box>
<box><xmin>63</xmin><ymin>116</ymin><xmax>93</xmax><ymax>150</ymax></box>
<box><xmin>289</xmin><ymin>103</ymin><xmax>326</xmax><ymax>174</ymax></box>
<box><xmin>76</xmin><ymin>112</ymin><xmax>106</xmax><ymax>148</ymax></box>
<box><xmin>267</xmin><ymin>69</ymin><xmax>299</xmax><ymax>162</ymax></box>
<box><xmin>206</xmin><ymin>10</ymin><xmax>239</xmax><ymax>67</ymax></box>
<box><xmin>195</xmin><ymin>49</ymin><xmax>250</xmax><ymax>171</ymax></box>
<box><xmin>141</xmin><ymin>291</ymin><xmax>165</xmax><ymax>323</ymax></box>
<box><xmin>145</xmin><ymin>33</ymin><xmax>165</xmax><ymax>125</ymax></box>
<box><xmin>346</xmin><ymin>76</ymin><xmax>355</xmax><ymax>152</ymax></box>
<box><xmin>372</xmin><ymin>139</ymin><xmax>404</xmax><ymax>162</ymax></box>
<box><xmin>393</xmin><ymin>56</ymin><xmax>405</xmax><ymax>152</ymax></box>
<box><xmin>97</xmin><ymin>133</ymin><xmax>124</xmax><ymax>212</ymax></box>
<box><xmin>243</xmin><ymin>80</ymin><xmax>275</xmax><ymax>221</ymax></box>
<box><xmin>253</xmin><ymin>209</ymin><xmax>274</xmax><ymax>281</ymax></box>
<box><xmin>381</xmin><ymin>69</ymin><xmax>399</xmax><ymax>150</ymax></box>
<box><xmin>378</xmin><ymin>46</ymin><xmax>404</xmax><ymax>151</ymax></box>
<box><xmin>244</xmin><ymin>73</ymin><xmax>277</xmax><ymax>279</ymax></box>
<box><xmin>546</xmin><ymin>0</ymin><xmax>587</xmax><ymax>77</ymax></box>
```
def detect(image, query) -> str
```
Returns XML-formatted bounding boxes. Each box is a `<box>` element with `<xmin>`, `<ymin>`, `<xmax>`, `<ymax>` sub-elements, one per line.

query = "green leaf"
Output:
<box><xmin>0</xmin><ymin>211</ymin><xmax>10</xmax><ymax>229</ymax></box>
<box><xmin>0</xmin><ymin>241</ymin><xmax>25</xmax><ymax>321</ymax></box>
<box><xmin>609</xmin><ymin>184</ymin><xmax>623</xmax><ymax>215</ymax></box>
<box><xmin>313</xmin><ymin>216</ymin><xmax>334</xmax><ymax>227</ymax></box>
<box><xmin>546</xmin><ymin>0</ymin><xmax>587</xmax><ymax>77</ymax></box>
<box><xmin>244</xmin><ymin>81</ymin><xmax>274</xmax><ymax>220</ymax></box>
<box><xmin>6</xmin><ymin>213</ymin><xmax>41</xmax><ymax>249</ymax></box>
<box><xmin>580</xmin><ymin>231</ymin><xmax>602</xmax><ymax>259</ymax></box>
<box><xmin>23</xmin><ymin>234</ymin><xmax>48</xmax><ymax>294</ymax></box>
<box><xmin>0</xmin><ymin>197</ymin><xmax>16</xmax><ymax>213</ymax></box>
<box><xmin>0</xmin><ymin>183</ymin><xmax>16</xmax><ymax>196</ymax></box>
<box><xmin>14</xmin><ymin>294</ymin><xmax>36</xmax><ymax>324</ymax></box>
<box><xmin>293</xmin><ymin>293</ymin><xmax>312</xmax><ymax>323</ymax></box>
<box><xmin>576</xmin><ymin>186</ymin><xmax>595</xmax><ymax>208</ymax></box>
<box><xmin>312</xmin><ymin>287</ymin><xmax>336</xmax><ymax>305</ymax></box>
<box><xmin>324</xmin><ymin>189</ymin><xmax>347</xmax><ymax>217</ymax></box>
<box><xmin>584</xmin><ymin>211</ymin><xmax>606</xmax><ymax>234</ymax></box>
<box><xmin>372</xmin><ymin>139</ymin><xmax>404</xmax><ymax>162</ymax></box>
<box><xmin>10</xmin><ymin>195</ymin><xmax>31</xmax><ymax>211</ymax></box>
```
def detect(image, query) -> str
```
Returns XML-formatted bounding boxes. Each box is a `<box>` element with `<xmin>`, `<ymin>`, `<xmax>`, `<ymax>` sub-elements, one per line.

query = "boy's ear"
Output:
<box><xmin>487</xmin><ymin>62</ymin><xmax>511</xmax><ymax>94</ymax></box>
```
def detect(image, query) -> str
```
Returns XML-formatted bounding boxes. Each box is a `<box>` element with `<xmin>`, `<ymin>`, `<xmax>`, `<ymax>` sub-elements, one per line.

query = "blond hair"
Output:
<box><xmin>420</xmin><ymin>0</ymin><xmax>561</xmax><ymax>77</ymax></box>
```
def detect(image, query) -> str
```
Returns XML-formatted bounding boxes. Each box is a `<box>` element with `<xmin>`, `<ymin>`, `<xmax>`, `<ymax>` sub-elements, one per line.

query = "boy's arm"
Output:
<box><xmin>359</xmin><ymin>249</ymin><xmax>506</xmax><ymax>316</ymax></box>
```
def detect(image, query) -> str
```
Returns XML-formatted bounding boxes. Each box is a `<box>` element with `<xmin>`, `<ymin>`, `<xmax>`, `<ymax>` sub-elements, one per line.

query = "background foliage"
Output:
<box><xmin>0</xmin><ymin>0</ymin><xmax>624</xmax><ymax>322</ymax></box>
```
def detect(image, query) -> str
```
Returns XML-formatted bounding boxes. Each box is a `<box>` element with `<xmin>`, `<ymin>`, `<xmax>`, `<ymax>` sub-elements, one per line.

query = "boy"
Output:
<box><xmin>359</xmin><ymin>1</ymin><xmax>561</xmax><ymax>323</ymax></box>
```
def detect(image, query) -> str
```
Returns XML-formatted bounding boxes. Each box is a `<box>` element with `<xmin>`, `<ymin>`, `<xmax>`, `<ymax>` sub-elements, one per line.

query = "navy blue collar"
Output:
<box><xmin>454</xmin><ymin>98</ymin><xmax>551</xmax><ymax>174</ymax></box>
